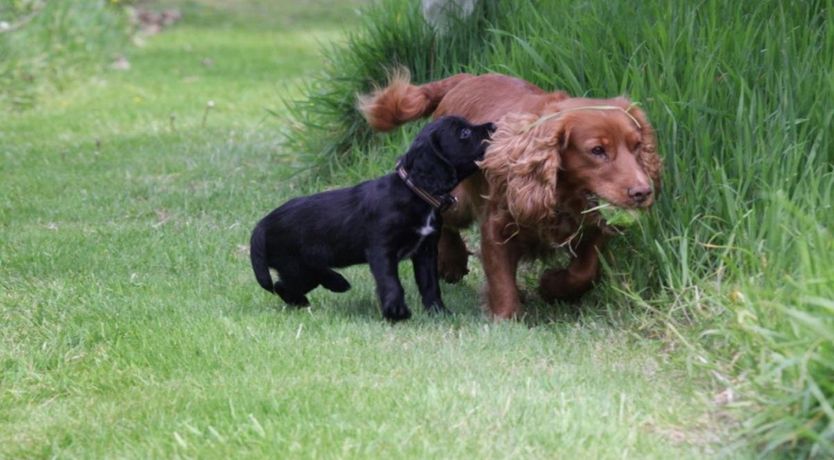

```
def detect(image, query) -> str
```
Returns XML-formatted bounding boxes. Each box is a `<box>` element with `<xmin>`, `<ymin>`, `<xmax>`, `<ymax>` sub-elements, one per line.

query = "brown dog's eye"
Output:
<box><xmin>590</xmin><ymin>146</ymin><xmax>606</xmax><ymax>157</ymax></box>
<box><xmin>460</xmin><ymin>128</ymin><xmax>472</xmax><ymax>140</ymax></box>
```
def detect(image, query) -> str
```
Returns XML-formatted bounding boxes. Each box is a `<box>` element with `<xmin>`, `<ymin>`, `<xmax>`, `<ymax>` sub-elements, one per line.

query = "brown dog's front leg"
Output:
<box><xmin>437</xmin><ymin>227</ymin><xmax>470</xmax><ymax>283</ymax></box>
<box><xmin>539</xmin><ymin>227</ymin><xmax>608</xmax><ymax>302</ymax></box>
<box><xmin>481</xmin><ymin>212</ymin><xmax>523</xmax><ymax>319</ymax></box>
<box><xmin>437</xmin><ymin>177</ymin><xmax>482</xmax><ymax>283</ymax></box>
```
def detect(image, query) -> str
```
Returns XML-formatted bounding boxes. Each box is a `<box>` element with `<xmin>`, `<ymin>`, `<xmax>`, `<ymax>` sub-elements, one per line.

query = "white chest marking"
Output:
<box><xmin>417</xmin><ymin>212</ymin><xmax>436</xmax><ymax>236</ymax></box>
<box><xmin>400</xmin><ymin>211</ymin><xmax>436</xmax><ymax>260</ymax></box>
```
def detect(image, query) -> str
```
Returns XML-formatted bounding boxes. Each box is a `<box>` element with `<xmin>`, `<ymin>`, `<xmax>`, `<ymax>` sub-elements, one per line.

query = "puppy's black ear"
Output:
<box><xmin>402</xmin><ymin>127</ymin><xmax>458</xmax><ymax>195</ymax></box>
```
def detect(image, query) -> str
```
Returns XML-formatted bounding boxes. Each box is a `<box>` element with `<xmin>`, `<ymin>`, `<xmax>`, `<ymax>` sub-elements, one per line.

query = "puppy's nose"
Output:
<box><xmin>628</xmin><ymin>185</ymin><xmax>653</xmax><ymax>204</ymax></box>
<box><xmin>485</xmin><ymin>122</ymin><xmax>497</xmax><ymax>133</ymax></box>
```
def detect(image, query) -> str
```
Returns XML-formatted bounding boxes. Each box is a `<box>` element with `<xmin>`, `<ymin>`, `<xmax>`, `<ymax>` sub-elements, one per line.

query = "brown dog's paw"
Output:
<box><xmin>438</xmin><ymin>256</ymin><xmax>469</xmax><ymax>283</ymax></box>
<box><xmin>538</xmin><ymin>268</ymin><xmax>591</xmax><ymax>303</ymax></box>
<box><xmin>437</xmin><ymin>231</ymin><xmax>470</xmax><ymax>283</ymax></box>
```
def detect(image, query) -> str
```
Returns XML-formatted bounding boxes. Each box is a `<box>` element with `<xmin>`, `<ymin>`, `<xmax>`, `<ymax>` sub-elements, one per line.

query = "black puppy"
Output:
<box><xmin>250</xmin><ymin>116</ymin><xmax>495</xmax><ymax>321</ymax></box>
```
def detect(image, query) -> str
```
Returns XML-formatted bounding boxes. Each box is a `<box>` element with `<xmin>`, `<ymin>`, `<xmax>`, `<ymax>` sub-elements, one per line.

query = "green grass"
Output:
<box><xmin>0</xmin><ymin>0</ymin><xmax>131</xmax><ymax>110</ymax></box>
<box><xmin>0</xmin><ymin>1</ymin><xmax>744</xmax><ymax>458</ymax></box>
<box><xmin>287</xmin><ymin>0</ymin><xmax>834</xmax><ymax>457</ymax></box>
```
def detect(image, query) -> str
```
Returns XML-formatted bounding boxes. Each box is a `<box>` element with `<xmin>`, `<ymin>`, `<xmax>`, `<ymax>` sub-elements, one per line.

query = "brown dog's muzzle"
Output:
<box><xmin>628</xmin><ymin>185</ymin><xmax>653</xmax><ymax>206</ymax></box>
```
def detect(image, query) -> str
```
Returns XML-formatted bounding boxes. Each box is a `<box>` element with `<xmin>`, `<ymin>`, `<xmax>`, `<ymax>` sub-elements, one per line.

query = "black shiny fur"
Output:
<box><xmin>250</xmin><ymin>116</ymin><xmax>496</xmax><ymax>321</ymax></box>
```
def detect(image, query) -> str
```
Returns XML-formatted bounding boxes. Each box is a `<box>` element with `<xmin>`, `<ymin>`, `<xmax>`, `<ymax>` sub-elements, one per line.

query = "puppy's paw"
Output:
<box><xmin>274</xmin><ymin>282</ymin><xmax>311</xmax><ymax>307</ymax></box>
<box><xmin>294</xmin><ymin>296</ymin><xmax>311</xmax><ymax>307</ymax></box>
<box><xmin>284</xmin><ymin>294</ymin><xmax>310</xmax><ymax>307</ymax></box>
<box><xmin>382</xmin><ymin>302</ymin><xmax>412</xmax><ymax>322</ymax></box>
<box><xmin>320</xmin><ymin>271</ymin><xmax>351</xmax><ymax>293</ymax></box>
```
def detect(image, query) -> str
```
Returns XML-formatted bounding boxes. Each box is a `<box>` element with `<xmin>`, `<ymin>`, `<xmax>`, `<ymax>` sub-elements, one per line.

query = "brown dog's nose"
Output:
<box><xmin>628</xmin><ymin>185</ymin><xmax>653</xmax><ymax>204</ymax></box>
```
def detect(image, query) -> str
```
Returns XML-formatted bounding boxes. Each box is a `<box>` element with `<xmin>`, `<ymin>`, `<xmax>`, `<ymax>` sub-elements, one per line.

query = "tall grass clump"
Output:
<box><xmin>286</xmin><ymin>0</ymin><xmax>834</xmax><ymax>455</ymax></box>
<box><xmin>0</xmin><ymin>0</ymin><xmax>130</xmax><ymax>110</ymax></box>
<box><xmin>283</xmin><ymin>0</ymin><xmax>502</xmax><ymax>165</ymax></box>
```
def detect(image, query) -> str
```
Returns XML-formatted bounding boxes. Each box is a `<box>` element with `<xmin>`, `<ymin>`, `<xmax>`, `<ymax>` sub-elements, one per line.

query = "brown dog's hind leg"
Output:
<box><xmin>539</xmin><ymin>228</ymin><xmax>607</xmax><ymax>302</ymax></box>
<box><xmin>437</xmin><ymin>227</ymin><xmax>470</xmax><ymax>283</ymax></box>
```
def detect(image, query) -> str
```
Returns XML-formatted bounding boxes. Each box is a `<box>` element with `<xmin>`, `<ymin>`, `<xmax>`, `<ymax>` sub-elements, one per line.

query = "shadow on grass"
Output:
<box><xmin>241</xmin><ymin>267</ymin><xmax>621</xmax><ymax>331</ymax></box>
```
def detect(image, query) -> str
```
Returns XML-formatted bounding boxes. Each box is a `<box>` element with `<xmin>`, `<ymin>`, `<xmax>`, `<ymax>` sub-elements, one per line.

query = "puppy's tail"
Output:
<box><xmin>357</xmin><ymin>67</ymin><xmax>473</xmax><ymax>131</ymax></box>
<box><xmin>249</xmin><ymin>223</ymin><xmax>275</xmax><ymax>293</ymax></box>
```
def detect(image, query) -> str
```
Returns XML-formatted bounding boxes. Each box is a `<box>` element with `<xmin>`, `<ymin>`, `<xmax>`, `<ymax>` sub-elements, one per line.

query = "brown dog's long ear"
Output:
<box><xmin>626</xmin><ymin>104</ymin><xmax>662</xmax><ymax>194</ymax></box>
<box><xmin>478</xmin><ymin>113</ymin><xmax>564</xmax><ymax>225</ymax></box>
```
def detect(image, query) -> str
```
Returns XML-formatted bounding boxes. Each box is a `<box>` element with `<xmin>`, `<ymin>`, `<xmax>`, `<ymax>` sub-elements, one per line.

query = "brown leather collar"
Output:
<box><xmin>395</xmin><ymin>160</ymin><xmax>457</xmax><ymax>212</ymax></box>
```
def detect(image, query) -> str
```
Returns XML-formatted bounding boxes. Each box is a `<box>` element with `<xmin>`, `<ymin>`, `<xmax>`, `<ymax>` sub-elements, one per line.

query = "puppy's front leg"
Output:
<box><xmin>411</xmin><ymin>235</ymin><xmax>450</xmax><ymax>315</ymax></box>
<box><xmin>367</xmin><ymin>247</ymin><xmax>411</xmax><ymax>322</ymax></box>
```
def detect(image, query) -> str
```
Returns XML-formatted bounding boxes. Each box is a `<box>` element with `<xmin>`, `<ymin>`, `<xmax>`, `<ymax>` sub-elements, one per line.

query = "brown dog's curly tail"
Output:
<box><xmin>357</xmin><ymin>68</ymin><xmax>472</xmax><ymax>131</ymax></box>
<box><xmin>249</xmin><ymin>222</ymin><xmax>274</xmax><ymax>293</ymax></box>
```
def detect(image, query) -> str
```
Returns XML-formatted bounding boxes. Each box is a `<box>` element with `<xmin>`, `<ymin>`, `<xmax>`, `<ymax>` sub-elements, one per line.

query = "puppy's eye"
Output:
<box><xmin>460</xmin><ymin>128</ymin><xmax>472</xmax><ymax>140</ymax></box>
<box><xmin>590</xmin><ymin>146</ymin><xmax>606</xmax><ymax>157</ymax></box>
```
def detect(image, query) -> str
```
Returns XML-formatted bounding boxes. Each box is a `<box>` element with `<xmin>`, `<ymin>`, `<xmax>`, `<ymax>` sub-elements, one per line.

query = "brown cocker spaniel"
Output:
<box><xmin>358</xmin><ymin>71</ymin><xmax>662</xmax><ymax>319</ymax></box>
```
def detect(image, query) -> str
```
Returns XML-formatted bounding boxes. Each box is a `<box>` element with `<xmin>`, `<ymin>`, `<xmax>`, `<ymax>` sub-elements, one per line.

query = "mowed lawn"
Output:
<box><xmin>0</xmin><ymin>2</ymin><xmax>746</xmax><ymax>458</ymax></box>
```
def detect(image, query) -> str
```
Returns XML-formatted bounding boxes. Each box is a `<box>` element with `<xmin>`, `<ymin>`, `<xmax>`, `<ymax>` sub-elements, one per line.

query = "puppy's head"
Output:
<box><xmin>401</xmin><ymin>116</ymin><xmax>496</xmax><ymax>195</ymax></box>
<box><xmin>481</xmin><ymin>97</ymin><xmax>661</xmax><ymax>224</ymax></box>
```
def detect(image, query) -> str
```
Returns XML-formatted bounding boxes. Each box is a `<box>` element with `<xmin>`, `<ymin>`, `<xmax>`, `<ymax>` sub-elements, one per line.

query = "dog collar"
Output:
<box><xmin>395</xmin><ymin>160</ymin><xmax>457</xmax><ymax>212</ymax></box>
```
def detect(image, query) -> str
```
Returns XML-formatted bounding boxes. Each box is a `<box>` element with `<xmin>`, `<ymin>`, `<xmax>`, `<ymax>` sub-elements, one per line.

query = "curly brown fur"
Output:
<box><xmin>479</xmin><ymin>112</ymin><xmax>562</xmax><ymax>226</ymax></box>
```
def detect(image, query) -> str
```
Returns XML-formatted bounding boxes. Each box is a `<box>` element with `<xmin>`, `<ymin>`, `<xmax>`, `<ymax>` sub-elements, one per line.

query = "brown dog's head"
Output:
<box><xmin>480</xmin><ymin>96</ymin><xmax>661</xmax><ymax>225</ymax></box>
